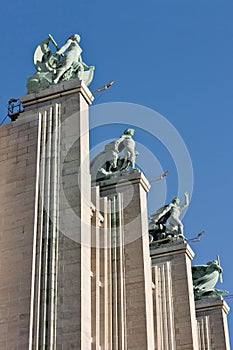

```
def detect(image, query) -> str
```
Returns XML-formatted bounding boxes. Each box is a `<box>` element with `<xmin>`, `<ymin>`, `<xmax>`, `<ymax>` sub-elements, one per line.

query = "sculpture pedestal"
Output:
<box><xmin>150</xmin><ymin>242</ymin><xmax>199</xmax><ymax>349</ymax></box>
<box><xmin>99</xmin><ymin>170</ymin><xmax>155</xmax><ymax>350</ymax></box>
<box><xmin>22</xmin><ymin>79</ymin><xmax>93</xmax><ymax>350</ymax></box>
<box><xmin>196</xmin><ymin>297</ymin><xmax>231</xmax><ymax>350</ymax></box>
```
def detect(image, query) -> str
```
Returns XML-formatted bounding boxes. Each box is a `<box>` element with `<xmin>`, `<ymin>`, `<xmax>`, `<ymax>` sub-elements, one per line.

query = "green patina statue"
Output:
<box><xmin>192</xmin><ymin>256</ymin><xmax>228</xmax><ymax>301</ymax></box>
<box><xmin>148</xmin><ymin>192</ymin><xmax>189</xmax><ymax>244</ymax></box>
<box><xmin>90</xmin><ymin>128</ymin><xmax>139</xmax><ymax>181</ymax></box>
<box><xmin>27</xmin><ymin>34</ymin><xmax>95</xmax><ymax>93</ymax></box>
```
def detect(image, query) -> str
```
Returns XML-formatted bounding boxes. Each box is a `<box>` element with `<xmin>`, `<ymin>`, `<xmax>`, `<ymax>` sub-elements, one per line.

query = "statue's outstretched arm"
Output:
<box><xmin>114</xmin><ymin>135</ymin><xmax>126</xmax><ymax>150</ymax></box>
<box><xmin>56</xmin><ymin>39</ymin><xmax>72</xmax><ymax>55</ymax></box>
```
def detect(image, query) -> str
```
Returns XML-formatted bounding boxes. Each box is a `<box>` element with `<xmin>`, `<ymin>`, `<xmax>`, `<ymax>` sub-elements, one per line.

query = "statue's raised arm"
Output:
<box><xmin>148</xmin><ymin>192</ymin><xmax>190</xmax><ymax>244</ymax></box>
<box><xmin>179</xmin><ymin>192</ymin><xmax>189</xmax><ymax>212</ymax></box>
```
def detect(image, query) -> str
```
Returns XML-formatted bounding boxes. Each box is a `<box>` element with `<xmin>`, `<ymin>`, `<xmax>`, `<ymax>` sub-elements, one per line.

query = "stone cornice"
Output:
<box><xmin>195</xmin><ymin>297</ymin><xmax>230</xmax><ymax>315</ymax></box>
<box><xmin>20</xmin><ymin>79</ymin><xmax>94</xmax><ymax>110</ymax></box>
<box><xmin>98</xmin><ymin>170</ymin><xmax>151</xmax><ymax>194</ymax></box>
<box><xmin>150</xmin><ymin>242</ymin><xmax>195</xmax><ymax>261</ymax></box>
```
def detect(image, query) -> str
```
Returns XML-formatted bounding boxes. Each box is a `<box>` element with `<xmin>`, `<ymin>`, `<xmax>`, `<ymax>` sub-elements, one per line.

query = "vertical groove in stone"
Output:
<box><xmin>152</xmin><ymin>262</ymin><xmax>175</xmax><ymax>350</ymax></box>
<box><xmin>91</xmin><ymin>191</ymin><xmax>101</xmax><ymax>350</ymax></box>
<box><xmin>48</xmin><ymin>104</ymin><xmax>60</xmax><ymax>349</ymax></box>
<box><xmin>197</xmin><ymin>316</ymin><xmax>211</xmax><ymax>350</ymax></box>
<box><xmin>91</xmin><ymin>210</ymin><xmax>96</xmax><ymax>349</ymax></box>
<box><xmin>41</xmin><ymin>108</ymin><xmax>52</xmax><ymax>349</ymax></box>
<box><xmin>111</xmin><ymin>195</ymin><xmax>118</xmax><ymax>350</ymax></box>
<box><xmin>116</xmin><ymin>194</ymin><xmax>126</xmax><ymax>350</ymax></box>
<box><xmin>110</xmin><ymin>194</ymin><xmax>126</xmax><ymax>350</ymax></box>
<box><xmin>54</xmin><ymin>103</ymin><xmax>60</xmax><ymax>349</ymax></box>
<box><xmin>99</xmin><ymin>196</ymin><xmax>112</xmax><ymax>350</ymax></box>
<box><xmin>165</xmin><ymin>262</ymin><xmax>175</xmax><ymax>349</ymax></box>
<box><xmin>29</xmin><ymin>105</ymin><xmax>60</xmax><ymax>350</ymax></box>
<box><xmin>108</xmin><ymin>198</ymin><xmax>113</xmax><ymax>350</ymax></box>
<box><xmin>29</xmin><ymin>112</ymin><xmax>42</xmax><ymax>350</ymax></box>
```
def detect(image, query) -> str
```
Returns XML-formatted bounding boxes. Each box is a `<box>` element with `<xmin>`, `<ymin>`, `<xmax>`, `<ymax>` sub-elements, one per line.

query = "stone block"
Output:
<box><xmin>196</xmin><ymin>298</ymin><xmax>231</xmax><ymax>349</ymax></box>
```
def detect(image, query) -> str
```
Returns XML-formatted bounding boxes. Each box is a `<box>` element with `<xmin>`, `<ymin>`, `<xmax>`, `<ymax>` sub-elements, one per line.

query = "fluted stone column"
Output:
<box><xmin>0</xmin><ymin>106</ymin><xmax>40</xmax><ymax>349</ymax></box>
<box><xmin>20</xmin><ymin>79</ymin><xmax>93</xmax><ymax>350</ymax></box>
<box><xmin>99</xmin><ymin>170</ymin><xmax>155</xmax><ymax>350</ymax></box>
<box><xmin>150</xmin><ymin>242</ymin><xmax>199</xmax><ymax>350</ymax></box>
<box><xmin>196</xmin><ymin>297</ymin><xmax>231</xmax><ymax>350</ymax></box>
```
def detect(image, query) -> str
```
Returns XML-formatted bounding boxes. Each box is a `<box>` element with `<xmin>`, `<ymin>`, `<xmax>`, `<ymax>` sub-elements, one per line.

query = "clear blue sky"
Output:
<box><xmin>1</xmin><ymin>0</ymin><xmax>233</xmax><ymax>339</ymax></box>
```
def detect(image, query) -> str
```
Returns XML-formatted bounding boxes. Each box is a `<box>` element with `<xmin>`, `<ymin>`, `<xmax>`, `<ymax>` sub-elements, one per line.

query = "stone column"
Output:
<box><xmin>0</xmin><ymin>110</ymin><xmax>40</xmax><ymax>349</ymax></box>
<box><xmin>196</xmin><ymin>298</ymin><xmax>231</xmax><ymax>350</ymax></box>
<box><xmin>90</xmin><ymin>186</ymin><xmax>104</xmax><ymax>350</ymax></box>
<box><xmin>99</xmin><ymin>196</ymin><xmax>112</xmax><ymax>350</ymax></box>
<box><xmin>150</xmin><ymin>242</ymin><xmax>199</xmax><ymax>350</ymax></box>
<box><xmin>99</xmin><ymin>170</ymin><xmax>155</xmax><ymax>350</ymax></box>
<box><xmin>20</xmin><ymin>79</ymin><xmax>93</xmax><ymax>350</ymax></box>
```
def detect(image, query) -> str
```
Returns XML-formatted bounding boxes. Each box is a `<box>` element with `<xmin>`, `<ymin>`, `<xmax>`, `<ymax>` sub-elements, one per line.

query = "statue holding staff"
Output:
<box><xmin>192</xmin><ymin>256</ymin><xmax>228</xmax><ymax>300</ymax></box>
<box><xmin>27</xmin><ymin>33</ymin><xmax>95</xmax><ymax>93</ymax></box>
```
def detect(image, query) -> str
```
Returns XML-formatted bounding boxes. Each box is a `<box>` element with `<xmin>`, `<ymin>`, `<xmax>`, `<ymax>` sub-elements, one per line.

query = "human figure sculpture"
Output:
<box><xmin>90</xmin><ymin>128</ymin><xmax>138</xmax><ymax>181</ymax></box>
<box><xmin>192</xmin><ymin>257</ymin><xmax>228</xmax><ymax>300</ymax></box>
<box><xmin>114</xmin><ymin>128</ymin><xmax>136</xmax><ymax>169</ymax></box>
<box><xmin>53</xmin><ymin>34</ymin><xmax>92</xmax><ymax>84</ymax></box>
<box><xmin>149</xmin><ymin>192</ymin><xmax>189</xmax><ymax>242</ymax></box>
<box><xmin>27</xmin><ymin>34</ymin><xmax>94</xmax><ymax>93</ymax></box>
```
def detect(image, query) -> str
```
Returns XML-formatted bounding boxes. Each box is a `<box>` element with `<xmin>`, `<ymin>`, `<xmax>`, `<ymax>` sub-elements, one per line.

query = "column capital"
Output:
<box><xmin>150</xmin><ymin>241</ymin><xmax>195</xmax><ymax>261</ymax></box>
<box><xmin>99</xmin><ymin>169</ymin><xmax>150</xmax><ymax>194</ymax></box>
<box><xmin>196</xmin><ymin>297</ymin><xmax>230</xmax><ymax>315</ymax></box>
<box><xmin>20</xmin><ymin>78</ymin><xmax>94</xmax><ymax>111</ymax></box>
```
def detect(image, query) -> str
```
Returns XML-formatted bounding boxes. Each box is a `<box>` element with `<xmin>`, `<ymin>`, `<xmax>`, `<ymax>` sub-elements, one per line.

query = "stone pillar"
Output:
<box><xmin>0</xmin><ymin>111</ymin><xmax>40</xmax><ymax>349</ymax></box>
<box><xmin>99</xmin><ymin>196</ymin><xmax>112</xmax><ymax>350</ymax></box>
<box><xmin>20</xmin><ymin>79</ymin><xmax>93</xmax><ymax>350</ymax></box>
<box><xmin>90</xmin><ymin>186</ymin><xmax>104</xmax><ymax>350</ymax></box>
<box><xmin>196</xmin><ymin>298</ymin><xmax>231</xmax><ymax>350</ymax></box>
<box><xmin>99</xmin><ymin>170</ymin><xmax>155</xmax><ymax>350</ymax></box>
<box><xmin>150</xmin><ymin>242</ymin><xmax>199</xmax><ymax>350</ymax></box>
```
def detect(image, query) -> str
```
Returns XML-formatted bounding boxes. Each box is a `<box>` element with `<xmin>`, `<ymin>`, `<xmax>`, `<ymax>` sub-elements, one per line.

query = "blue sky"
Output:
<box><xmin>1</xmin><ymin>0</ymin><xmax>233</xmax><ymax>339</ymax></box>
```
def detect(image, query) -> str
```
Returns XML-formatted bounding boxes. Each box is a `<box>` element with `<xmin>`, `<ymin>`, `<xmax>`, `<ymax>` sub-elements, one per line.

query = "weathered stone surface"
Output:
<box><xmin>0</xmin><ymin>116</ymin><xmax>39</xmax><ymax>349</ymax></box>
<box><xmin>196</xmin><ymin>298</ymin><xmax>231</xmax><ymax>350</ymax></box>
<box><xmin>151</xmin><ymin>242</ymin><xmax>199</xmax><ymax>350</ymax></box>
<box><xmin>0</xmin><ymin>79</ymin><xmax>93</xmax><ymax>350</ymax></box>
<box><xmin>99</xmin><ymin>171</ymin><xmax>155</xmax><ymax>350</ymax></box>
